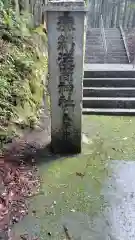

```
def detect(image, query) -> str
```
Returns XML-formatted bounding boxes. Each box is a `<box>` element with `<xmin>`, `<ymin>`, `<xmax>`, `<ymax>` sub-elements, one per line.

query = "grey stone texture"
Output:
<box><xmin>46</xmin><ymin>0</ymin><xmax>86</xmax><ymax>153</ymax></box>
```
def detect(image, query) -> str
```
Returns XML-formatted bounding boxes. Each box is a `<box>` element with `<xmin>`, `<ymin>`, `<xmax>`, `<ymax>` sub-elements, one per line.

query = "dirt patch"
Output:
<box><xmin>0</xmin><ymin>98</ymin><xmax>51</xmax><ymax>239</ymax></box>
<box><xmin>0</xmin><ymin>155</ymin><xmax>39</xmax><ymax>236</ymax></box>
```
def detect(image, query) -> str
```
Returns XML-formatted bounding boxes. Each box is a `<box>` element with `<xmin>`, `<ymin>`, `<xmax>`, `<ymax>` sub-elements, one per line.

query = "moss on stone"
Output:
<box><xmin>0</xmin><ymin>7</ymin><xmax>48</xmax><ymax>147</ymax></box>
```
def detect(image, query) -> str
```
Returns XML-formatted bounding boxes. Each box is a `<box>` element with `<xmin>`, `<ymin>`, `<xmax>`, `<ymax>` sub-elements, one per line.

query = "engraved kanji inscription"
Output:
<box><xmin>57</xmin><ymin>12</ymin><xmax>75</xmax><ymax>140</ymax></box>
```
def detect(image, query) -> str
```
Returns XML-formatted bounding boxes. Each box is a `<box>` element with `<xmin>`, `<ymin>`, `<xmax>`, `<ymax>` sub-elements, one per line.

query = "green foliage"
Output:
<box><xmin>129</xmin><ymin>3</ymin><xmax>135</xmax><ymax>9</ymax></box>
<box><xmin>0</xmin><ymin>4</ymin><xmax>48</xmax><ymax>147</ymax></box>
<box><xmin>84</xmin><ymin>0</ymin><xmax>88</xmax><ymax>6</ymax></box>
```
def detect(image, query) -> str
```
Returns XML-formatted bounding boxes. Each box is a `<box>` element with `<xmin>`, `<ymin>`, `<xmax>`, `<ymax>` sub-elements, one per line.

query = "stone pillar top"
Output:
<box><xmin>44</xmin><ymin>0</ymin><xmax>87</xmax><ymax>12</ymax></box>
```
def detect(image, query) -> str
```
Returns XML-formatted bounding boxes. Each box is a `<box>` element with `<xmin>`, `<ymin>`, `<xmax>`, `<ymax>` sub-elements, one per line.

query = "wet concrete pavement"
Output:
<box><xmin>60</xmin><ymin>161</ymin><xmax>135</xmax><ymax>240</ymax></box>
<box><xmin>11</xmin><ymin>116</ymin><xmax>135</xmax><ymax>239</ymax></box>
<box><xmin>102</xmin><ymin>161</ymin><xmax>135</xmax><ymax>240</ymax></box>
<box><xmin>11</xmin><ymin>159</ymin><xmax>135</xmax><ymax>240</ymax></box>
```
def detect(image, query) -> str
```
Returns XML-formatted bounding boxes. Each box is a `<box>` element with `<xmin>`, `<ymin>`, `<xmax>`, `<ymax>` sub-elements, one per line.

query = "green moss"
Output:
<box><xmin>0</xmin><ymin>7</ymin><xmax>48</xmax><ymax>146</ymax></box>
<box><xmin>11</xmin><ymin>115</ymin><xmax>135</xmax><ymax>239</ymax></box>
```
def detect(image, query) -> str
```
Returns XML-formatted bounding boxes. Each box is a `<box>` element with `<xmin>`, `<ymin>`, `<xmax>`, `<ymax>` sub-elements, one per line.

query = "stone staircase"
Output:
<box><xmin>85</xmin><ymin>28</ymin><xmax>105</xmax><ymax>63</ymax></box>
<box><xmin>83</xmin><ymin>65</ymin><xmax>135</xmax><ymax>115</ymax></box>
<box><xmin>85</xmin><ymin>28</ymin><xmax>128</xmax><ymax>64</ymax></box>
<box><xmin>106</xmin><ymin>28</ymin><xmax>128</xmax><ymax>64</ymax></box>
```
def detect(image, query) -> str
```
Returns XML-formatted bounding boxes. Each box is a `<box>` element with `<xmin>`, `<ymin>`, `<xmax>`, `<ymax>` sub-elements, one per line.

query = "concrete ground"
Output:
<box><xmin>11</xmin><ymin>115</ymin><xmax>135</xmax><ymax>239</ymax></box>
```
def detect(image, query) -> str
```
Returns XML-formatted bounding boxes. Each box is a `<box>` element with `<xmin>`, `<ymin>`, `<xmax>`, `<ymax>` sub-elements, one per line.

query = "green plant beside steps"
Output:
<box><xmin>0</xmin><ymin>3</ymin><xmax>48</xmax><ymax>150</ymax></box>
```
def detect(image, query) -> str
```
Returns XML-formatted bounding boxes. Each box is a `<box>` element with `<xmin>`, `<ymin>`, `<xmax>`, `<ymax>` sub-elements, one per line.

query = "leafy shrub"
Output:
<box><xmin>0</xmin><ymin>3</ymin><xmax>48</xmax><ymax>148</ymax></box>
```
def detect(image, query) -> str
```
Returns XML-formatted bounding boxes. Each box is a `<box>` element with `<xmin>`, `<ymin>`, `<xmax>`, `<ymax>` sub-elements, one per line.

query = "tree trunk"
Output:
<box><xmin>101</xmin><ymin>0</ymin><xmax>105</xmax><ymax>24</ymax></box>
<box><xmin>91</xmin><ymin>0</ymin><xmax>95</xmax><ymax>27</ymax></box>
<box><xmin>123</xmin><ymin>0</ymin><xmax>128</xmax><ymax>28</ymax></box>
<box><xmin>132</xmin><ymin>11</ymin><xmax>135</xmax><ymax>28</ymax></box>
<box><xmin>14</xmin><ymin>0</ymin><xmax>20</xmax><ymax>15</ymax></box>
<box><xmin>24</xmin><ymin>0</ymin><xmax>30</xmax><ymax>12</ymax></box>
<box><xmin>4</xmin><ymin>0</ymin><xmax>9</xmax><ymax>8</ymax></box>
<box><xmin>116</xmin><ymin>0</ymin><xmax>121</xmax><ymax>27</ymax></box>
<box><xmin>127</xmin><ymin>7</ymin><xmax>132</xmax><ymax>29</ymax></box>
<box><xmin>108</xmin><ymin>2</ymin><xmax>112</xmax><ymax>28</ymax></box>
<box><xmin>111</xmin><ymin>1</ymin><xmax>116</xmax><ymax>28</ymax></box>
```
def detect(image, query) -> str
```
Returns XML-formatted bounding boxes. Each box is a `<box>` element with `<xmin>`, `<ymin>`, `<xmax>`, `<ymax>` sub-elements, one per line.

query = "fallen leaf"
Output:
<box><xmin>47</xmin><ymin>232</ymin><xmax>52</xmax><ymax>236</ymax></box>
<box><xmin>76</xmin><ymin>172</ymin><xmax>85</xmax><ymax>178</ymax></box>
<box><xmin>82</xmin><ymin>134</ymin><xmax>91</xmax><ymax>144</ymax></box>
<box><xmin>70</xmin><ymin>209</ymin><xmax>76</xmax><ymax>212</ymax></box>
<box><xmin>63</xmin><ymin>225</ymin><xmax>72</xmax><ymax>240</ymax></box>
<box><xmin>20</xmin><ymin>234</ymin><xmax>29</xmax><ymax>240</ymax></box>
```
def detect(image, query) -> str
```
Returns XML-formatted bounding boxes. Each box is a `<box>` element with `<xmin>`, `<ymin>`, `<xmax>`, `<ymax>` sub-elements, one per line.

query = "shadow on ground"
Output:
<box><xmin>4</xmin><ymin>115</ymin><xmax>135</xmax><ymax>239</ymax></box>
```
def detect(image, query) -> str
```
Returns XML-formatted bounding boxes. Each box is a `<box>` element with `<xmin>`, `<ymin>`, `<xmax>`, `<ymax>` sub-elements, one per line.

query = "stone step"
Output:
<box><xmin>86</xmin><ymin>29</ymin><xmax>101</xmax><ymax>33</ymax></box>
<box><xmin>107</xmin><ymin>58</ymin><xmax>128</xmax><ymax>62</ymax></box>
<box><xmin>85</xmin><ymin>42</ymin><xmax>103</xmax><ymax>46</ymax></box>
<box><xmin>82</xmin><ymin>108</ymin><xmax>135</xmax><ymax>115</ymax></box>
<box><xmin>86</xmin><ymin>35</ymin><xmax>101</xmax><ymax>38</ymax></box>
<box><xmin>85</xmin><ymin>51</ymin><xmax>105</xmax><ymax>54</ymax></box>
<box><xmin>107</xmin><ymin>51</ymin><xmax>126</xmax><ymax>54</ymax></box>
<box><xmin>85</xmin><ymin>51</ymin><xmax>105</xmax><ymax>55</ymax></box>
<box><xmin>85</xmin><ymin>47</ymin><xmax>104</xmax><ymax>51</ymax></box>
<box><xmin>107</xmin><ymin>59</ymin><xmax>128</xmax><ymax>64</ymax></box>
<box><xmin>86</xmin><ymin>36</ymin><xmax>101</xmax><ymax>39</ymax></box>
<box><xmin>107</xmin><ymin>46</ymin><xmax>125</xmax><ymax>49</ymax></box>
<box><xmin>107</xmin><ymin>58</ymin><xmax>128</xmax><ymax>63</ymax></box>
<box><xmin>85</xmin><ymin>57</ymin><xmax>105</xmax><ymax>62</ymax></box>
<box><xmin>107</xmin><ymin>47</ymin><xmax>125</xmax><ymax>51</ymax></box>
<box><xmin>107</xmin><ymin>45</ymin><xmax>125</xmax><ymax>49</ymax></box>
<box><xmin>106</xmin><ymin>38</ymin><xmax>123</xmax><ymax>41</ymax></box>
<box><xmin>106</xmin><ymin>36</ymin><xmax>122</xmax><ymax>39</ymax></box>
<box><xmin>86</xmin><ymin>40</ymin><xmax>102</xmax><ymax>44</ymax></box>
<box><xmin>85</xmin><ymin>48</ymin><xmax>104</xmax><ymax>52</ymax></box>
<box><xmin>106</xmin><ymin>32</ymin><xmax>121</xmax><ymax>35</ymax></box>
<box><xmin>85</xmin><ymin>59</ymin><xmax>105</xmax><ymax>63</ymax></box>
<box><xmin>85</xmin><ymin>58</ymin><xmax>105</xmax><ymax>61</ymax></box>
<box><xmin>83</xmin><ymin>97</ymin><xmax>135</xmax><ymax>109</ymax></box>
<box><xmin>107</xmin><ymin>53</ymin><xmax>127</xmax><ymax>56</ymax></box>
<box><xmin>105</xmin><ymin>32</ymin><xmax>121</xmax><ymax>36</ymax></box>
<box><xmin>84</xmin><ymin>58</ymin><xmax>128</xmax><ymax>64</ymax></box>
<box><xmin>86</xmin><ymin>37</ymin><xmax>101</xmax><ymax>40</ymax></box>
<box><xmin>83</xmin><ymin>87</ymin><xmax>135</xmax><ymax>97</ymax></box>
<box><xmin>108</xmin><ymin>54</ymin><xmax>127</xmax><ymax>56</ymax></box>
<box><xmin>104</xmin><ymin>28</ymin><xmax>120</xmax><ymax>31</ymax></box>
<box><xmin>85</xmin><ymin>57</ymin><xmax>105</xmax><ymax>61</ymax></box>
<box><xmin>108</xmin><ymin>49</ymin><xmax>126</xmax><ymax>53</ymax></box>
<box><xmin>85</xmin><ymin>59</ymin><xmax>105</xmax><ymax>64</ymax></box>
<box><xmin>84</xmin><ymin>69</ymin><xmax>135</xmax><ymax>78</ymax></box>
<box><xmin>107</xmin><ymin>46</ymin><xmax>126</xmax><ymax>50</ymax></box>
<box><xmin>84</xmin><ymin>59</ymin><xmax>128</xmax><ymax>64</ymax></box>
<box><xmin>107</xmin><ymin>40</ymin><xmax>124</xmax><ymax>43</ymax></box>
<box><xmin>86</xmin><ymin>37</ymin><xmax>123</xmax><ymax>41</ymax></box>
<box><xmin>86</xmin><ymin>36</ymin><xmax>101</xmax><ymax>40</ymax></box>
<box><xmin>83</xmin><ymin>78</ymin><xmax>135</xmax><ymax>87</ymax></box>
<box><xmin>107</xmin><ymin>45</ymin><xmax>125</xmax><ymax>48</ymax></box>
<box><xmin>107</xmin><ymin>55</ymin><xmax>127</xmax><ymax>58</ymax></box>
<box><xmin>85</xmin><ymin>52</ymin><xmax>105</xmax><ymax>55</ymax></box>
<box><xmin>107</xmin><ymin>59</ymin><xmax>128</xmax><ymax>63</ymax></box>
<box><xmin>86</xmin><ymin>39</ymin><xmax>102</xmax><ymax>43</ymax></box>
<box><xmin>86</xmin><ymin>33</ymin><xmax>101</xmax><ymax>37</ymax></box>
<box><xmin>85</xmin><ymin>52</ymin><xmax>105</xmax><ymax>56</ymax></box>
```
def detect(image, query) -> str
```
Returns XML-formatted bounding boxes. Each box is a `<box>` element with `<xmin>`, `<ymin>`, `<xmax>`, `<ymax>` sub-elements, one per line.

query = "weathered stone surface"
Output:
<box><xmin>44</xmin><ymin>0</ymin><xmax>87</xmax><ymax>12</ymax></box>
<box><xmin>47</xmin><ymin>0</ymin><xmax>85</xmax><ymax>153</ymax></box>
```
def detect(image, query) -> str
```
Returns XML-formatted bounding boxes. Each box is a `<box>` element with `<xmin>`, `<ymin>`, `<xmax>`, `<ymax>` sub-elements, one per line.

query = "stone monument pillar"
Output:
<box><xmin>46</xmin><ymin>0</ymin><xmax>86</xmax><ymax>154</ymax></box>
